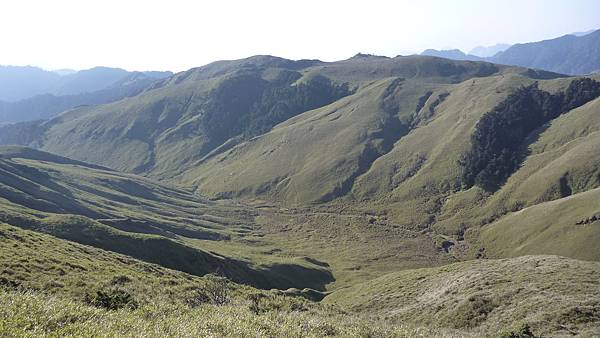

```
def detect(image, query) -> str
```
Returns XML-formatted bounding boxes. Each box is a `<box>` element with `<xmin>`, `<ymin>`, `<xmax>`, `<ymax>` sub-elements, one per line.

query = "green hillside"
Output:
<box><xmin>0</xmin><ymin>223</ymin><xmax>461</xmax><ymax>337</ymax></box>
<box><xmin>0</xmin><ymin>222</ymin><xmax>219</xmax><ymax>301</ymax></box>
<box><xmin>4</xmin><ymin>222</ymin><xmax>595</xmax><ymax>337</ymax></box>
<box><xmin>183</xmin><ymin>60</ymin><xmax>558</xmax><ymax>205</ymax></box>
<box><xmin>326</xmin><ymin>255</ymin><xmax>600</xmax><ymax>337</ymax></box>
<box><xmin>475</xmin><ymin>187</ymin><xmax>600</xmax><ymax>260</ymax></box>
<box><xmin>0</xmin><ymin>146</ymin><xmax>334</xmax><ymax>291</ymax></box>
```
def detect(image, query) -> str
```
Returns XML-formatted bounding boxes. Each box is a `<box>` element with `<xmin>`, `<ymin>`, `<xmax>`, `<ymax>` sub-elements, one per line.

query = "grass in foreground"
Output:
<box><xmin>0</xmin><ymin>288</ymin><xmax>473</xmax><ymax>338</ymax></box>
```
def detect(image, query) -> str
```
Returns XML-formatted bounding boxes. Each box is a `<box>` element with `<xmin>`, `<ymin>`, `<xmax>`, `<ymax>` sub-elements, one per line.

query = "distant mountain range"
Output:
<box><xmin>0</xmin><ymin>72</ymin><xmax>170</xmax><ymax>124</ymax></box>
<box><xmin>420</xmin><ymin>49</ymin><xmax>484</xmax><ymax>61</ymax></box>
<box><xmin>0</xmin><ymin>66</ymin><xmax>172</xmax><ymax>124</ymax></box>
<box><xmin>469</xmin><ymin>43</ymin><xmax>511</xmax><ymax>57</ymax></box>
<box><xmin>421</xmin><ymin>29</ymin><xmax>600</xmax><ymax>75</ymax></box>
<box><xmin>0</xmin><ymin>66</ymin><xmax>171</xmax><ymax>102</ymax></box>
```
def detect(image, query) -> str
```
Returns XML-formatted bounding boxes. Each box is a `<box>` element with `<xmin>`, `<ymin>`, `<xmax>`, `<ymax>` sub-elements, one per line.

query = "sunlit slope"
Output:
<box><xmin>183</xmin><ymin>78</ymin><xmax>421</xmax><ymax>203</ymax></box>
<box><xmin>0</xmin><ymin>222</ymin><xmax>215</xmax><ymax>300</ymax></box>
<box><xmin>475</xmin><ymin>188</ymin><xmax>600</xmax><ymax>260</ymax></box>
<box><xmin>325</xmin><ymin>255</ymin><xmax>600</xmax><ymax>337</ymax></box>
<box><xmin>185</xmin><ymin>73</ymin><xmax>539</xmax><ymax>207</ymax></box>
<box><xmin>433</xmin><ymin>95</ymin><xmax>600</xmax><ymax>258</ymax></box>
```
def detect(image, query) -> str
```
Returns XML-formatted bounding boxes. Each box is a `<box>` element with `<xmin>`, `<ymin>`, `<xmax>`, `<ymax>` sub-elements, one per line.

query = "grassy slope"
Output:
<box><xmin>476</xmin><ymin>187</ymin><xmax>600</xmax><ymax>260</ymax></box>
<box><xmin>184</xmin><ymin>66</ymin><xmax>540</xmax><ymax>205</ymax></box>
<box><xmin>326</xmin><ymin>255</ymin><xmax>600</xmax><ymax>337</ymax></box>
<box><xmin>0</xmin><ymin>146</ymin><xmax>333</xmax><ymax>290</ymax></box>
<box><xmin>433</xmin><ymin>95</ymin><xmax>600</xmax><ymax>258</ymax></box>
<box><xmin>0</xmin><ymin>223</ymin><xmax>464</xmax><ymax>338</ymax></box>
<box><xmin>184</xmin><ymin>78</ymin><xmax>418</xmax><ymax>203</ymax></box>
<box><xmin>0</xmin><ymin>222</ymin><xmax>216</xmax><ymax>301</ymax></box>
<box><xmin>0</xmin><ymin>289</ymin><xmax>465</xmax><ymax>338</ymax></box>
<box><xmin>2</xmin><ymin>222</ymin><xmax>597</xmax><ymax>337</ymax></box>
<box><xmin>349</xmin><ymin>73</ymin><xmax>538</xmax><ymax>227</ymax></box>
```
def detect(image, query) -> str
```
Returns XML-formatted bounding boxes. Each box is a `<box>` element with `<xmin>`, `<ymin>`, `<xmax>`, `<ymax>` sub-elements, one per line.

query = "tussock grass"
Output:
<box><xmin>0</xmin><ymin>289</ymin><xmax>467</xmax><ymax>338</ymax></box>
<box><xmin>326</xmin><ymin>255</ymin><xmax>600</xmax><ymax>337</ymax></box>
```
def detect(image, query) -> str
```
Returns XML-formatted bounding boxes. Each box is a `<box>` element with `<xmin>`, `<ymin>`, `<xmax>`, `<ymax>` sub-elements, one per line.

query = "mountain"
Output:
<box><xmin>0</xmin><ymin>72</ymin><xmax>168</xmax><ymax>123</ymax></box>
<box><xmin>0</xmin><ymin>65</ymin><xmax>172</xmax><ymax>102</ymax></box>
<box><xmin>420</xmin><ymin>49</ymin><xmax>483</xmax><ymax>61</ymax></box>
<box><xmin>52</xmin><ymin>67</ymin><xmax>130</xmax><ymax>96</ymax></box>
<box><xmin>52</xmin><ymin>68</ymin><xmax>77</xmax><ymax>76</ymax></box>
<box><xmin>0</xmin><ymin>66</ymin><xmax>61</xmax><ymax>102</ymax></box>
<box><xmin>469</xmin><ymin>43</ymin><xmax>511</xmax><ymax>57</ymax></box>
<box><xmin>491</xmin><ymin>30</ymin><xmax>600</xmax><ymax>75</ymax></box>
<box><xmin>420</xmin><ymin>30</ymin><xmax>600</xmax><ymax>75</ymax></box>
<box><xmin>0</xmin><ymin>55</ymin><xmax>522</xmax><ymax>180</ymax></box>
<box><xmin>5</xmin><ymin>54</ymin><xmax>599</xmax><ymax>264</ymax></box>
<box><xmin>4</xmin><ymin>57</ymin><xmax>599</xmax><ymax>262</ymax></box>
<box><xmin>570</xmin><ymin>29</ymin><xmax>597</xmax><ymax>37</ymax></box>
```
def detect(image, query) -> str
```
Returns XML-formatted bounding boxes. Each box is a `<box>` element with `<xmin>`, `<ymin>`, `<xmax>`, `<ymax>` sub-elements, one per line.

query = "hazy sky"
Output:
<box><xmin>1</xmin><ymin>0</ymin><xmax>599</xmax><ymax>72</ymax></box>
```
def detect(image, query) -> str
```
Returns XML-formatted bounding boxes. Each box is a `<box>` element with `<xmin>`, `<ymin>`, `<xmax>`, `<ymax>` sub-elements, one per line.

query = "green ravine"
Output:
<box><xmin>1</xmin><ymin>55</ymin><xmax>600</xmax><ymax>336</ymax></box>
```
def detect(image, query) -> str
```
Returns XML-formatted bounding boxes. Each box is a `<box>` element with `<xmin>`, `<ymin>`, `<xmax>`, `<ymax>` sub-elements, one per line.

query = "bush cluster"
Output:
<box><xmin>85</xmin><ymin>289</ymin><xmax>138</xmax><ymax>310</ymax></box>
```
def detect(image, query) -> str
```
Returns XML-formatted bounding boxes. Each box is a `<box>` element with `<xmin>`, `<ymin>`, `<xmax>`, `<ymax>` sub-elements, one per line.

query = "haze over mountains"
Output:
<box><xmin>0</xmin><ymin>66</ymin><xmax>172</xmax><ymax>124</ymax></box>
<box><xmin>468</xmin><ymin>44</ymin><xmax>511</xmax><ymax>58</ymax></box>
<box><xmin>2</xmin><ymin>26</ymin><xmax>600</xmax><ymax>337</ymax></box>
<box><xmin>1</xmin><ymin>28</ymin><xmax>598</xmax><ymax>126</ymax></box>
<box><xmin>422</xmin><ymin>29</ymin><xmax>600</xmax><ymax>75</ymax></box>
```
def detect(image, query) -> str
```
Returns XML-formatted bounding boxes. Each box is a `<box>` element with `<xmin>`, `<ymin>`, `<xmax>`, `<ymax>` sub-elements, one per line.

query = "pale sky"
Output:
<box><xmin>1</xmin><ymin>0</ymin><xmax>599</xmax><ymax>72</ymax></box>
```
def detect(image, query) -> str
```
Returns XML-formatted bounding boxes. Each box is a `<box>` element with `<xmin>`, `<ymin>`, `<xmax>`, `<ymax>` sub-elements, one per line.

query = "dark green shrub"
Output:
<box><xmin>248</xmin><ymin>293</ymin><xmax>264</xmax><ymax>314</ymax></box>
<box><xmin>0</xmin><ymin>277</ymin><xmax>20</xmax><ymax>290</ymax></box>
<box><xmin>247</xmin><ymin>293</ymin><xmax>309</xmax><ymax>314</ymax></box>
<box><xmin>446</xmin><ymin>293</ymin><xmax>499</xmax><ymax>328</ymax></box>
<box><xmin>499</xmin><ymin>323</ymin><xmax>537</xmax><ymax>338</ymax></box>
<box><xmin>110</xmin><ymin>275</ymin><xmax>132</xmax><ymax>286</ymax></box>
<box><xmin>85</xmin><ymin>289</ymin><xmax>138</xmax><ymax>310</ymax></box>
<box><xmin>204</xmin><ymin>274</ymin><xmax>229</xmax><ymax>305</ymax></box>
<box><xmin>186</xmin><ymin>290</ymin><xmax>211</xmax><ymax>308</ymax></box>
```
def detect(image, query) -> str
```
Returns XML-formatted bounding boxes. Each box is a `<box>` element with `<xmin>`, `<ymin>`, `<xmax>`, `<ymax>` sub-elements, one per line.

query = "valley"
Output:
<box><xmin>1</xmin><ymin>53</ymin><xmax>600</xmax><ymax>337</ymax></box>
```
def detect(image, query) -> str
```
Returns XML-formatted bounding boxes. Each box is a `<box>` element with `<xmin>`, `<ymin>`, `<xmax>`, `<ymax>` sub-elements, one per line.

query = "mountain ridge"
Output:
<box><xmin>421</xmin><ymin>29</ymin><xmax>600</xmax><ymax>75</ymax></box>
